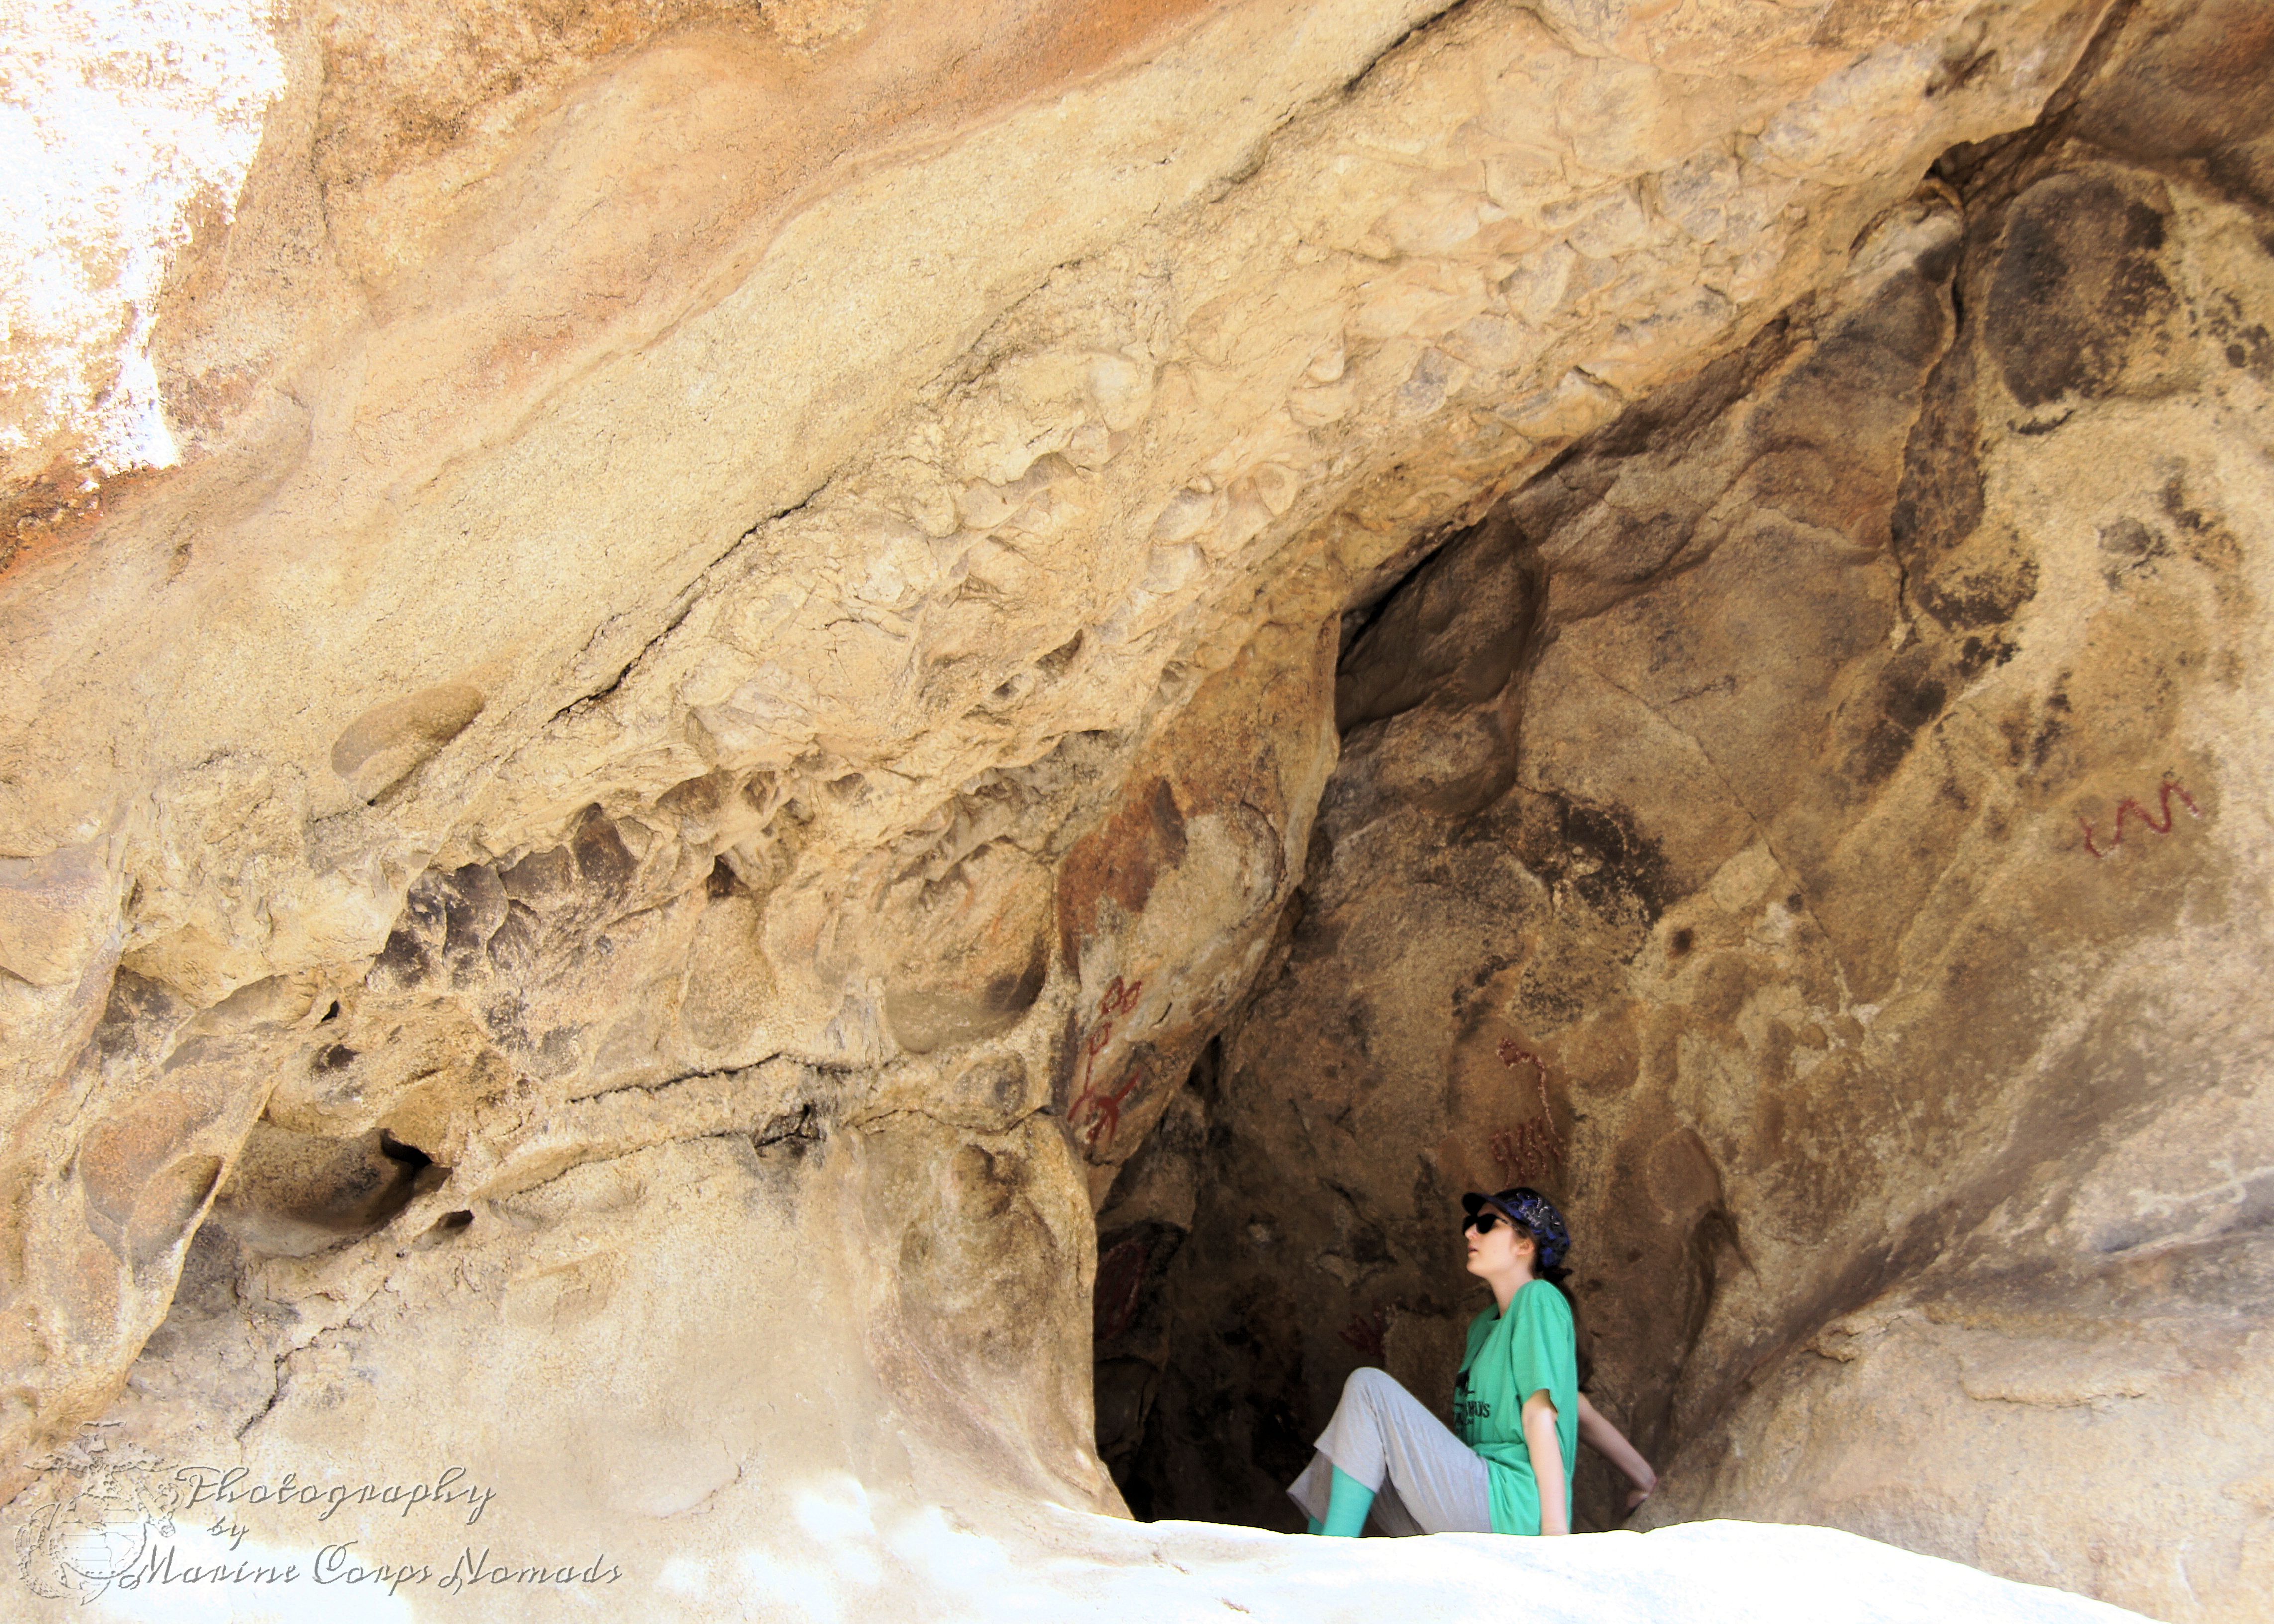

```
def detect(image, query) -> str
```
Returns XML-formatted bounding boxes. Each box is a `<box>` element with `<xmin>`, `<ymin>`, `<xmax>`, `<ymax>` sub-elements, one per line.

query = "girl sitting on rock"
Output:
<box><xmin>1286</xmin><ymin>1186</ymin><xmax>1655</xmax><ymax>1537</ymax></box>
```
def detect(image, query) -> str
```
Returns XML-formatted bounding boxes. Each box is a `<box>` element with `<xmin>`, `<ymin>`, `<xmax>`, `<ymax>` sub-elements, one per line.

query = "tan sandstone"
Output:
<box><xmin>0</xmin><ymin>0</ymin><xmax>2263</xmax><ymax>1620</ymax></box>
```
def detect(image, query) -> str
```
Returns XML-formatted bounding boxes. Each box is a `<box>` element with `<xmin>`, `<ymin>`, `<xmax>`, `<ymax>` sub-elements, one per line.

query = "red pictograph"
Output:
<box><xmin>1338</xmin><ymin>1308</ymin><xmax>1388</xmax><ymax>1362</ymax></box>
<box><xmin>1490</xmin><ymin>1119</ymin><xmax>1563</xmax><ymax>1184</ymax></box>
<box><xmin>1097</xmin><ymin>975</ymin><xmax>1144</xmax><ymax>1023</ymax></box>
<box><xmin>1093</xmin><ymin>1234</ymin><xmax>1152</xmax><ymax>1343</ymax></box>
<box><xmin>1069</xmin><ymin>976</ymin><xmax>1146</xmax><ymax>1153</ymax></box>
<box><xmin>1496</xmin><ymin>1038</ymin><xmax>1548</xmax><ymax>1094</ymax></box>
<box><xmin>2078</xmin><ymin>779</ymin><xmax>2202</xmax><ymax>860</ymax></box>
<box><xmin>1491</xmin><ymin>1036</ymin><xmax>1563</xmax><ymax>1183</ymax></box>
<box><xmin>1075</xmin><ymin>1064</ymin><xmax>1148</xmax><ymax>1154</ymax></box>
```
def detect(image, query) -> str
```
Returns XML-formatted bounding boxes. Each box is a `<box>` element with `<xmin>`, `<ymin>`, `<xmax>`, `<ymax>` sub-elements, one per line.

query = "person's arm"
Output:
<box><xmin>1576</xmin><ymin>1393</ymin><xmax>1657</xmax><ymax>1511</ymax></box>
<box><xmin>1521</xmin><ymin>1390</ymin><xmax>1568</xmax><ymax>1535</ymax></box>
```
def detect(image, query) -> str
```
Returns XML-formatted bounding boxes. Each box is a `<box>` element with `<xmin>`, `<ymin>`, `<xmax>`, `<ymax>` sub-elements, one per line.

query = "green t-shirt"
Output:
<box><xmin>1453</xmin><ymin>1279</ymin><xmax>1579</xmax><ymax>1535</ymax></box>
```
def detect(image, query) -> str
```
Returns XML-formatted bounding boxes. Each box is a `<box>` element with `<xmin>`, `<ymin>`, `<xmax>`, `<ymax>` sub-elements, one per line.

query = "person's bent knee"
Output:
<box><xmin>1344</xmin><ymin>1365</ymin><xmax>1394</xmax><ymax>1400</ymax></box>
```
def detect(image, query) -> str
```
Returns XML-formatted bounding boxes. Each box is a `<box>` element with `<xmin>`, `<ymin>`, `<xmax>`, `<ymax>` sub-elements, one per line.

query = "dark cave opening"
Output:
<box><xmin>1086</xmin><ymin>469</ymin><xmax>1702</xmax><ymax>1531</ymax></box>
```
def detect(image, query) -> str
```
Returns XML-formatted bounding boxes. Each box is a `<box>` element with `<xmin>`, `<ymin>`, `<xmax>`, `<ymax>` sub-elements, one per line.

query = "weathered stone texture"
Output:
<box><xmin>0</xmin><ymin>0</ymin><xmax>2264</xmax><ymax>1618</ymax></box>
<box><xmin>1114</xmin><ymin>36</ymin><xmax>2274</xmax><ymax>1620</ymax></box>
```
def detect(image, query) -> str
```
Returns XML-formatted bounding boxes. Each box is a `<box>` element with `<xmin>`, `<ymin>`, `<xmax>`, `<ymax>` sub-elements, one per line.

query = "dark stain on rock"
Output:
<box><xmin>985</xmin><ymin>940</ymin><xmax>1050</xmax><ymax>1019</ymax></box>
<box><xmin>1919</xmin><ymin>554</ymin><xmax>2039</xmax><ymax>632</ymax></box>
<box><xmin>2156</xmin><ymin>466</ymin><xmax>2252</xmax><ymax>614</ymax></box>
<box><xmin>1750</xmin><ymin>259</ymin><xmax>1953</xmax><ymax>463</ymax></box>
<box><xmin>438</xmin><ymin>865</ymin><xmax>506</xmax><ymax>960</ymax></box>
<box><xmin>2160</xmin><ymin>469</ymin><xmax>2243</xmax><ymax>568</ymax></box>
<box><xmin>1336</xmin><ymin>511</ymin><xmax>1542</xmax><ymax>732</ymax></box>
<box><xmin>657</xmin><ymin>771</ymin><xmax>725</xmax><ymax>818</ymax></box>
<box><xmin>1056</xmin><ymin>777</ymin><xmax>1188</xmax><ymax>976</ymax></box>
<box><xmin>2098</xmin><ymin>516</ymin><xmax>2170</xmax><ymax>587</ymax></box>
<box><xmin>91</xmin><ymin>969</ymin><xmax>186</xmax><ymax>1064</ymax></box>
<box><xmin>1983</xmin><ymin>170</ymin><xmax>2177</xmax><ymax>407</ymax></box>
<box><xmin>1883</xmin><ymin>661</ymin><xmax>1949</xmax><ymax>732</ymax></box>
<box><xmin>2067</xmin><ymin>0</ymin><xmax>2274</xmax><ymax>190</ymax></box>
<box><xmin>1832</xmin><ymin>700</ymin><xmax>1914</xmax><ymax>798</ymax></box>
<box><xmin>499</xmin><ymin>844</ymin><xmax>576</xmax><ymax>905</ymax></box>
<box><xmin>370</xmin><ymin>923</ymin><xmax>431</xmax><ymax>987</ymax></box>
<box><xmin>1845</xmin><ymin>653</ymin><xmax>1949</xmax><ymax>788</ymax></box>
<box><xmin>1889</xmin><ymin>308</ymin><xmax>1985</xmax><ymax>584</ymax></box>
<box><xmin>570</xmin><ymin>806</ymin><xmax>637</xmax><ymax>895</ymax></box>
<box><xmin>2021</xmin><ymin>684</ymin><xmax>2074</xmax><ymax>781</ymax></box>
<box><xmin>1955</xmin><ymin>633</ymin><xmax>2017</xmax><ymax>677</ymax></box>
<box><xmin>1516</xmin><ymin>792</ymin><xmax>1674</xmax><ymax>931</ymax></box>
<box><xmin>484</xmin><ymin>901</ymin><xmax>541</xmax><ymax>977</ymax></box>
<box><xmin>2204</xmin><ymin>291</ymin><xmax>2273</xmax><ymax>382</ymax></box>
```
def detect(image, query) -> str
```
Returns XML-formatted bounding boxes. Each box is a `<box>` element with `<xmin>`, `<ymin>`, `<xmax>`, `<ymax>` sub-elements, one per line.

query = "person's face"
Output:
<box><xmin>1462</xmin><ymin>1210</ymin><xmax>1535</xmax><ymax>1278</ymax></box>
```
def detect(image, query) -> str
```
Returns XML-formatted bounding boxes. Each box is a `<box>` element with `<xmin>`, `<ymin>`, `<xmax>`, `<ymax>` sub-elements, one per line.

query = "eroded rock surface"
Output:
<box><xmin>0</xmin><ymin>0</ymin><xmax>2264</xmax><ymax>1619</ymax></box>
<box><xmin>1110</xmin><ymin>19</ymin><xmax>2274</xmax><ymax>1621</ymax></box>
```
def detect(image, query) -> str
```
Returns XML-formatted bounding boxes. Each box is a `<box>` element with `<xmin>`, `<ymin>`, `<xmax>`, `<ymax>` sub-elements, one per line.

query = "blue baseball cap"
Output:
<box><xmin>1461</xmin><ymin>1186</ymin><xmax>1570</xmax><ymax>1270</ymax></box>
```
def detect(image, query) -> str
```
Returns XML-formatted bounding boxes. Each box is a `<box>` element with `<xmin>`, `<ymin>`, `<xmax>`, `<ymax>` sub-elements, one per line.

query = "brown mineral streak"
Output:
<box><xmin>371</xmin><ymin>0</ymin><xmax>1237</xmax><ymax>371</ymax></box>
<box><xmin>1057</xmin><ymin>781</ymin><xmax>1187</xmax><ymax>972</ymax></box>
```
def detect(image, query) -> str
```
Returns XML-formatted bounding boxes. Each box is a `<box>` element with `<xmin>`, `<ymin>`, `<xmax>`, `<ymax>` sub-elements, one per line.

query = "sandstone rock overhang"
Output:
<box><xmin>0</xmin><ymin>1</ymin><xmax>2267</xmax><ymax>1621</ymax></box>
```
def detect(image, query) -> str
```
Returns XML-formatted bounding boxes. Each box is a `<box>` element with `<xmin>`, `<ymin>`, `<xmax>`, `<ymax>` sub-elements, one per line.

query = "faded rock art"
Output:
<box><xmin>1490</xmin><ymin>1037</ymin><xmax>1565</xmax><ymax>1184</ymax></box>
<box><xmin>2077</xmin><ymin>778</ymin><xmax>2204</xmax><ymax>860</ymax></box>
<box><xmin>1070</xmin><ymin>975</ymin><xmax>1147</xmax><ymax>1153</ymax></box>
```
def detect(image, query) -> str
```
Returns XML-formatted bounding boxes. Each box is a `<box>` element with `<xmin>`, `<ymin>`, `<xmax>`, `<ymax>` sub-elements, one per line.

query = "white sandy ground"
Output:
<box><xmin>67</xmin><ymin>1487</ymin><xmax>2156</xmax><ymax>1624</ymax></box>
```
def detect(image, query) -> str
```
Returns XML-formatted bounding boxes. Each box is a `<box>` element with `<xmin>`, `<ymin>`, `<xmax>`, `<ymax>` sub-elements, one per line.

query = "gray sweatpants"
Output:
<box><xmin>1285</xmin><ymin>1366</ymin><xmax>1493</xmax><ymax>1536</ymax></box>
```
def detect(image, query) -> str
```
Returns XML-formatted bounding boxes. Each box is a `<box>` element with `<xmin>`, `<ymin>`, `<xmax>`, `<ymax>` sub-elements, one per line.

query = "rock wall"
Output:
<box><xmin>1110</xmin><ymin>11</ymin><xmax>2274</xmax><ymax>1621</ymax></box>
<box><xmin>0</xmin><ymin>0</ymin><xmax>2264</xmax><ymax>1619</ymax></box>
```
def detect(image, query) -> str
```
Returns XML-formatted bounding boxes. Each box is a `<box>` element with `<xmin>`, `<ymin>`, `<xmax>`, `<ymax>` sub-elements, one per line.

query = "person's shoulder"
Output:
<box><xmin>1516</xmin><ymin>1279</ymin><xmax>1573</xmax><ymax>1325</ymax></box>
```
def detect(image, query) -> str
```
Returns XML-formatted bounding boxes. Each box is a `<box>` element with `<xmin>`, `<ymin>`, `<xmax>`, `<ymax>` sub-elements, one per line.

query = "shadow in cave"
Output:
<box><xmin>1085</xmin><ymin>119</ymin><xmax>2112</xmax><ymax>1527</ymax></box>
<box><xmin>210</xmin><ymin>1122</ymin><xmax>454</xmax><ymax>1259</ymax></box>
<box><xmin>1087</xmin><ymin>397</ymin><xmax>1766</xmax><ymax>1532</ymax></box>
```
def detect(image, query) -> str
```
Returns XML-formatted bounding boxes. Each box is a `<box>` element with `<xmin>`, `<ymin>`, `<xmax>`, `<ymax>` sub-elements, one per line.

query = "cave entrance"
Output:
<box><xmin>1086</xmin><ymin>463</ymin><xmax>1727</xmax><ymax>1530</ymax></box>
<box><xmin>1079</xmin><ymin>153</ymin><xmax>2193</xmax><ymax>1535</ymax></box>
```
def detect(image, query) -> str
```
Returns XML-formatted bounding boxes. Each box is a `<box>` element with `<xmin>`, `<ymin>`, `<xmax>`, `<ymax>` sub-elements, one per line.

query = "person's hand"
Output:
<box><xmin>1624</xmin><ymin>1472</ymin><xmax>1657</xmax><ymax>1513</ymax></box>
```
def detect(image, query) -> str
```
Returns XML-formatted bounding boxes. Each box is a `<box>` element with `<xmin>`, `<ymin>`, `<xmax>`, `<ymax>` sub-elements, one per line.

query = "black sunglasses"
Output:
<box><xmin>1462</xmin><ymin>1210</ymin><xmax>1517</xmax><ymax>1235</ymax></box>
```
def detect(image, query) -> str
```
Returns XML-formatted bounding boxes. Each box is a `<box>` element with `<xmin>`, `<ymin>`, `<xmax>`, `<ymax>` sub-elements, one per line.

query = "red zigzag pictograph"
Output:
<box><xmin>2078</xmin><ymin>779</ymin><xmax>2202</xmax><ymax>860</ymax></box>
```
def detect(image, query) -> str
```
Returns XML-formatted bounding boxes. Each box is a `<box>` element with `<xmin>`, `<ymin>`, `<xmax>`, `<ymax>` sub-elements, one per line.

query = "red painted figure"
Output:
<box><xmin>2078</xmin><ymin>778</ymin><xmax>2202</xmax><ymax>859</ymax></box>
<box><xmin>1492</xmin><ymin>1037</ymin><xmax>1563</xmax><ymax>1181</ymax></box>
<box><xmin>1338</xmin><ymin>1308</ymin><xmax>1388</xmax><ymax>1362</ymax></box>
<box><xmin>1070</xmin><ymin>976</ymin><xmax>1147</xmax><ymax>1151</ymax></box>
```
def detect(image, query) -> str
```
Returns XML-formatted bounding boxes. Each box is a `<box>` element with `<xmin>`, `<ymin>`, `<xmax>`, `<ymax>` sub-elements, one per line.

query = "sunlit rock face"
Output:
<box><xmin>0</xmin><ymin>0</ymin><xmax>2263</xmax><ymax>1618</ymax></box>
